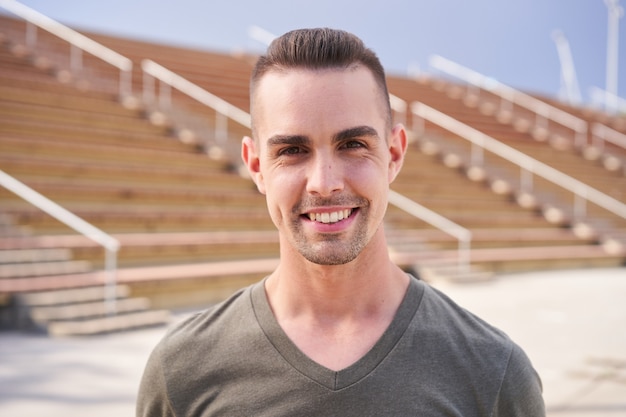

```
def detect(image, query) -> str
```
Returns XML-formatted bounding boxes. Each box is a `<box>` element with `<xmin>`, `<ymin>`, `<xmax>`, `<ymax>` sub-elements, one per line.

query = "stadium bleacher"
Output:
<box><xmin>0</xmin><ymin>10</ymin><xmax>624</xmax><ymax>336</ymax></box>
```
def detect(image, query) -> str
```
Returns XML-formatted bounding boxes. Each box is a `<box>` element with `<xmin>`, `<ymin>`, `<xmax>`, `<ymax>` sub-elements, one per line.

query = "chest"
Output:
<box><xmin>280</xmin><ymin>318</ymin><xmax>390</xmax><ymax>371</ymax></box>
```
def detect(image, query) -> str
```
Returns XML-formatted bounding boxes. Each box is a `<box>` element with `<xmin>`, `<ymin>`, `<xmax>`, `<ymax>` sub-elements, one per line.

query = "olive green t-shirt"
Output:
<box><xmin>137</xmin><ymin>276</ymin><xmax>544</xmax><ymax>416</ymax></box>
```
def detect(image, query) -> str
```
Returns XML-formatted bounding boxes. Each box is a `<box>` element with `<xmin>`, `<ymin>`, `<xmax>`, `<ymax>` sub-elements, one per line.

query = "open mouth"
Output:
<box><xmin>306</xmin><ymin>208</ymin><xmax>354</xmax><ymax>224</ymax></box>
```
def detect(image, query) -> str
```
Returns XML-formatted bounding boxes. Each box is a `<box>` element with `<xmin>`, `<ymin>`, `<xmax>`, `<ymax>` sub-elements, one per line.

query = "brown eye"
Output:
<box><xmin>342</xmin><ymin>140</ymin><xmax>366</xmax><ymax>149</ymax></box>
<box><xmin>279</xmin><ymin>146</ymin><xmax>304</xmax><ymax>156</ymax></box>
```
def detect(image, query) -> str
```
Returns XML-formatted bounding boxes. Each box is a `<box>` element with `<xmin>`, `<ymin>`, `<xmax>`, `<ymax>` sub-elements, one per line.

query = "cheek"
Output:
<box><xmin>351</xmin><ymin>161</ymin><xmax>390</xmax><ymax>212</ymax></box>
<box><xmin>263</xmin><ymin>169</ymin><xmax>303</xmax><ymax>216</ymax></box>
<box><xmin>350</xmin><ymin>159</ymin><xmax>389</xmax><ymax>190</ymax></box>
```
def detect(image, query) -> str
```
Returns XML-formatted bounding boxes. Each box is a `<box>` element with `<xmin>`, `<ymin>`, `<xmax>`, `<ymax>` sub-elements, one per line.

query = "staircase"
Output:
<box><xmin>385</xmin><ymin>75</ymin><xmax>626</xmax><ymax>279</ymax></box>
<box><xmin>0</xmin><ymin>19</ymin><xmax>276</xmax><ymax>335</ymax></box>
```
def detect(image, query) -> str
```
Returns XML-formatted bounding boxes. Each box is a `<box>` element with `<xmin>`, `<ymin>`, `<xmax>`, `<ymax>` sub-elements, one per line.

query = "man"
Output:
<box><xmin>137</xmin><ymin>28</ymin><xmax>545</xmax><ymax>416</ymax></box>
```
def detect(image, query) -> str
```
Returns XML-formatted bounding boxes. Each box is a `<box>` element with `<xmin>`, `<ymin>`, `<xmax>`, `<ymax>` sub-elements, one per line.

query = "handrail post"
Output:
<box><xmin>520</xmin><ymin>168</ymin><xmax>534</xmax><ymax>194</ymax></box>
<box><xmin>143</xmin><ymin>71</ymin><xmax>155</xmax><ymax>105</ymax></box>
<box><xmin>574</xmin><ymin>123</ymin><xmax>588</xmax><ymax>149</ymax></box>
<box><xmin>120</xmin><ymin>68</ymin><xmax>132</xmax><ymax>99</ymax></box>
<box><xmin>535</xmin><ymin>104</ymin><xmax>548</xmax><ymax>131</ymax></box>
<box><xmin>0</xmin><ymin>169</ymin><xmax>121</xmax><ymax>317</ymax></box>
<box><xmin>412</xmin><ymin>108</ymin><xmax>425</xmax><ymax>137</ymax></box>
<box><xmin>215</xmin><ymin>112</ymin><xmax>228</xmax><ymax>143</ymax></box>
<box><xmin>25</xmin><ymin>20</ymin><xmax>36</xmax><ymax>48</ymax></box>
<box><xmin>105</xmin><ymin>246</ymin><xmax>118</xmax><ymax>315</ymax></box>
<box><xmin>70</xmin><ymin>43</ymin><xmax>82</xmax><ymax>74</ymax></box>
<box><xmin>159</xmin><ymin>81</ymin><xmax>171</xmax><ymax>109</ymax></box>
<box><xmin>573</xmin><ymin>185</ymin><xmax>587</xmax><ymax>221</ymax></box>
<box><xmin>458</xmin><ymin>234</ymin><xmax>472</xmax><ymax>277</ymax></box>
<box><xmin>592</xmin><ymin>123</ymin><xmax>605</xmax><ymax>151</ymax></box>
<box><xmin>470</xmin><ymin>138</ymin><xmax>485</xmax><ymax>167</ymax></box>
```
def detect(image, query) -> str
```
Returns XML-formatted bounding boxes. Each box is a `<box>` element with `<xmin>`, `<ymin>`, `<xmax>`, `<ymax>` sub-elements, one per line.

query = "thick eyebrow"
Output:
<box><xmin>333</xmin><ymin>126</ymin><xmax>380</xmax><ymax>143</ymax></box>
<box><xmin>266</xmin><ymin>134</ymin><xmax>310</xmax><ymax>147</ymax></box>
<box><xmin>265</xmin><ymin>126</ymin><xmax>380</xmax><ymax>148</ymax></box>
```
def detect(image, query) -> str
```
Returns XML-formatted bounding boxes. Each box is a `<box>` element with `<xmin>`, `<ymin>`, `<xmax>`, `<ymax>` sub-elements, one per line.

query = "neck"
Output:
<box><xmin>266</xmin><ymin>229</ymin><xmax>408</xmax><ymax>320</ymax></box>
<box><xmin>264</xmin><ymin>229</ymin><xmax>410</xmax><ymax>371</ymax></box>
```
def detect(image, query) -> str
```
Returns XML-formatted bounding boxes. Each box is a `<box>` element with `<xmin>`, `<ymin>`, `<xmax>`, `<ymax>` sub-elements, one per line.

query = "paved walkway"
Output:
<box><xmin>434</xmin><ymin>267</ymin><xmax>626</xmax><ymax>416</ymax></box>
<box><xmin>0</xmin><ymin>267</ymin><xmax>624</xmax><ymax>416</ymax></box>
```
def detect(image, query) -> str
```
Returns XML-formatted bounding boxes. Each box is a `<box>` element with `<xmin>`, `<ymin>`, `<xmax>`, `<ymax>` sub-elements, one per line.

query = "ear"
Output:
<box><xmin>241</xmin><ymin>136</ymin><xmax>266</xmax><ymax>194</ymax></box>
<box><xmin>388</xmin><ymin>124</ymin><xmax>407</xmax><ymax>183</ymax></box>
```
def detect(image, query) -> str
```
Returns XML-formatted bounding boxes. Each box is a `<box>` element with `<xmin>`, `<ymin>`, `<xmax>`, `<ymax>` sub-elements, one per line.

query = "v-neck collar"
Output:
<box><xmin>250</xmin><ymin>275</ymin><xmax>424</xmax><ymax>391</ymax></box>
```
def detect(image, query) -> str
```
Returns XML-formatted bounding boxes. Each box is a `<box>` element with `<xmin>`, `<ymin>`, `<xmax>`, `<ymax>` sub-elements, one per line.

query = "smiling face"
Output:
<box><xmin>243</xmin><ymin>66</ymin><xmax>406</xmax><ymax>266</ymax></box>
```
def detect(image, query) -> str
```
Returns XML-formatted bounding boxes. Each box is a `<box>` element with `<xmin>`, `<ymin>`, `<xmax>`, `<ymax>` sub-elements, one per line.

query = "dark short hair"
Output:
<box><xmin>250</xmin><ymin>28</ymin><xmax>392</xmax><ymax>132</ymax></box>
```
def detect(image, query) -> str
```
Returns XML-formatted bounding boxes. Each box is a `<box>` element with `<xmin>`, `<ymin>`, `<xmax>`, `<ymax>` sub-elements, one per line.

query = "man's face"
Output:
<box><xmin>243</xmin><ymin>66</ymin><xmax>405</xmax><ymax>265</ymax></box>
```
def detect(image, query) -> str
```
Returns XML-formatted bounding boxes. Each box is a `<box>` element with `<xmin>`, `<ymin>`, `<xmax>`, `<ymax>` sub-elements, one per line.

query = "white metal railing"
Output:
<box><xmin>591</xmin><ymin>123</ymin><xmax>626</xmax><ymax>153</ymax></box>
<box><xmin>388</xmin><ymin>190</ymin><xmax>471</xmax><ymax>275</ymax></box>
<box><xmin>141</xmin><ymin>59</ymin><xmax>251</xmax><ymax>144</ymax></box>
<box><xmin>412</xmin><ymin>102</ymin><xmax>626</xmax><ymax>223</ymax></box>
<box><xmin>590</xmin><ymin>86</ymin><xmax>626</xmax><ymax>114</ymax></box>
<box><xmin>429</xmin><ymin>54</ymin><xmax>589</xmax><ymax>148</ymax></box>
<box><xmin>389</xmin><ymin>93</ymin><xmax>408</xmax><ymax>125</ymax></box>
<box><xmin>0</xmin><ymin>0</ymin><xmax>133</xmax><ymax>98</ymax></box>
<box><xmin>0</xmin><ymin>170</ymin><xmax>120</xmax><ymax>314</ymax></box>
<box><xmin>388</xmin><ymin>97</ymin><xmax>470</xmax><ymax>274</ymax></box>
<box><xmin>137</xmin><ymin>66</ymin><xmax>469</xmax><ymax>271</ymax></box>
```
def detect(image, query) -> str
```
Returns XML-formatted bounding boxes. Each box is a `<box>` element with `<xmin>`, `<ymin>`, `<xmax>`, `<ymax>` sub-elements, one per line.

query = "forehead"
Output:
<box><xmin>251</xmin><ymin>67</ymin><xmax>387</xmax><ymax>139</ymax></box>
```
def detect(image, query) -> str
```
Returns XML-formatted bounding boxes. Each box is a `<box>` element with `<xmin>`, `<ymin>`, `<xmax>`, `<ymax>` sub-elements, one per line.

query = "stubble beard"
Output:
<box><xmin>289</xmin><ymin>196</ymin><xmax>372</xmax><ymax>266</ymax></box>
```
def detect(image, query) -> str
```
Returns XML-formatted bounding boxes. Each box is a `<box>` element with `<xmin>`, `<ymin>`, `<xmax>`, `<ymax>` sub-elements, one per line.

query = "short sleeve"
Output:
<box><xmin>136</xmin><ymin>342</ymin><xmax>176</xmax><ymax>417</ymax></box>
<box><xmin>492</xmin><ymin>344</ymin><xmax>545</xmax><ymax>416</ymax></box>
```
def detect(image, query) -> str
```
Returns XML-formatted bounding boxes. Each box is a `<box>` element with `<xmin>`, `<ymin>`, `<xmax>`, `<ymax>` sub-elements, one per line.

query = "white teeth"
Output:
<box><xmin>308</xmin><ymin>209</ymin><xmax>352</xmax><ymax>224</ymax></box>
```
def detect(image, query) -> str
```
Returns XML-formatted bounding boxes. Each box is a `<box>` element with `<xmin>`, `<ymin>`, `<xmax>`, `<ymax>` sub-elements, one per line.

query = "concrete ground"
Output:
<box><xmin>0</xmin><ymin>267</ymin><xmax>624</xmax><ymax>416</ymax></box>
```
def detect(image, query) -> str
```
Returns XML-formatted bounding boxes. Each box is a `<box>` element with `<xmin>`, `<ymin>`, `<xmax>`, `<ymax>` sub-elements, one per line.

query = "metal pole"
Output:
<box><xmin>574</xmin><ymin>123</ymin><xmax>588</xmax><ymax>150</ymax></box>
<box><xmin>159</xmin><ymin>81</ymin><xmax>171</xmax><ymax>109</ymax></box>
<box><xmin>470</xmin><ymin>143</ymin><xmax>484</xmax><ymax>167</ymax></box>
<box><xmin>551</xmin><ymin>30</ymin><xmax>582</xmax><ymax>105</ymax></box>
<box><xmin>25</xmin><ymin>21</ymin><xmax>36</xmax><ymax>48</ymax></box>
<box><xmin>70</xmin><ymin>44</ymin><xmax>82</xmax><ymax>74</ymax></box>
<box><xmin>457</xmin><ymin>235</ymin><xmax>471</xmax><ymax>278</ymax></box>
<box><xmin>412</xmin><ymin>108</ymin><xmax>425</xmax><ymax>137</ymax></box>
<box><xmin>520</xmin><ymin>168</ymin><xmax>534</xmax><ymax>194</ymax></box>
<box><xmin>105</xmin><ymin>246</ymin><xmax>118</xmax><ymax>316</ymax></box>
<box><xmin>215</xmin><ymin>112</ymin><xmax>228</xmax><ymax>143</ymax></box>
<box><xmin>573</xmin><ymin>188</ymin><xmax>587</xmax><ymax>222</ymax></box>
<box><xmin>120</xmin><ymin>68</ymin><xmax>132</xmax><ymax>99</ymax></box>
<box><xmin>605</xmin><ymin>0</ymin><xmax>623</xmax><ymax>113</ymax></box>
<box><xmin>143</xmin><ymin>71</ymin><xmax>155</xmax><ymax>105</ymax></box>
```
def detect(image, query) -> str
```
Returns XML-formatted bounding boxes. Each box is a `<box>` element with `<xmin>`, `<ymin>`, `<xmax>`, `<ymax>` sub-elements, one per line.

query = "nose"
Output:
<box><xmin>305</xmin><ymin>154</ymin><xmax>344</xmax><ymax>197</ymax></box>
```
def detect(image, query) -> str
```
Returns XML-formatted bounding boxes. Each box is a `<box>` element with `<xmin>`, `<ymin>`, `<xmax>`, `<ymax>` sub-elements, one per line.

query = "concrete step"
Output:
<box><xmin>30</xmin><ymin>297</ymin><xmax>151</xmax><ymax>323</ymax></box>
<box><xmin>0</xmin><ymin>260</ymin><xmax>93</xmax><ymax>279</ymax></box>
<box><xmin>16</xmin><ymin>285</ymin><xmax>131</xmax><ymax>307</ymax></box>
<box><xmin>0</xmin><ymin>248</ymin><xmax>73</xmax><ymax>264</ymax></box>
<box><xmin>47</xmin><ymin>309</ymin><xmax>171</xmax><ymax>337</ymax></box>
<box><xmin>391</xmin><ymin>244</ymin><xmax>625</xmax><ymax>276</ymax></box>
<box><xmin>385</xmin><ymin>227</ymin><xmax>593</xmax><ymax>250</ymax></box>
<box><xmin>416</xmin><ymin>262</ymin><xmax>495</xmax><ymax>283</ymax></box>
<box><xmin>5</xmin><ymin>207</ymin><xmax>274</xmax><ymax>234</ymax></box>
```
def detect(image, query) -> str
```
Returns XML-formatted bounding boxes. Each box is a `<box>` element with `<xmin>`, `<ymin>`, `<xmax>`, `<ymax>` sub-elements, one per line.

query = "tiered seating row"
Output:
<box><xmin>0</xmin><ymin>12</ymin><xmax>623</xmax><ymax>314</ymax></box>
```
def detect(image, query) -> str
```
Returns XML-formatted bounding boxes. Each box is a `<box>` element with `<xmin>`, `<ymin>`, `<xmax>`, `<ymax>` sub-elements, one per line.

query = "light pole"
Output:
<box><xmin>604</xmin><ymin>0</ymin><xmax>623</xmax><ymax>113</ymax></box>
<box><xmin>552</xmin><ymin>30</ymin><xmax>582</xmax><ymax>105</ymax></box>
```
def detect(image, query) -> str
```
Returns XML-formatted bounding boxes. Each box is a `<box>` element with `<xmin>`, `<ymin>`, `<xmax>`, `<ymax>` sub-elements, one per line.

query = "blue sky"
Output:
<box><xmin>6</xmin><ymin>0</ymin><xmax>626</xmax><ymax>104</ymax></box>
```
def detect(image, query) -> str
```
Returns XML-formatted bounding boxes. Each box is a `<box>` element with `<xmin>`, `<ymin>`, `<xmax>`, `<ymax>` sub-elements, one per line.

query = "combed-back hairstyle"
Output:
<box><xmin>250</xmin><ymin>28</ymin><xmax>392</xmax><ymax>132</ymax></box>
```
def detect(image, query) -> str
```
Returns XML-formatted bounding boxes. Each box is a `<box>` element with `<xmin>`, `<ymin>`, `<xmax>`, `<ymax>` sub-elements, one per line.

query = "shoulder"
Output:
<box><xmin>411</xmin><ymin>279</ymin><xmax>544</xmax><ymax>414</ymax></box>
<box><xmin>159</xmin><ymin>283</ymin><xmax>256</xmax><ymax>357</ymax></box>
<box><xmin>410</xmin><ymin>279</ymin><xmax>515</xmax><ymax>382</ymax></box>
<box><xmin>136</xmin><ymin>284</ymin><xmax>259</xmax><ymax>416</ymax></box>
<box><xmin>416</xmin><ymin>279</ymin><xmax>511</xmax><ymax>346</ymax></box>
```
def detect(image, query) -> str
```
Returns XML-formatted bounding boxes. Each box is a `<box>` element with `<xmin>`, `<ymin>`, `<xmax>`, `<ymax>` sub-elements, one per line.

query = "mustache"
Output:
<box><xmin>293</xmin><ymin>195</ymin><xmax>370</xmax><ymax>213</ymax></box>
